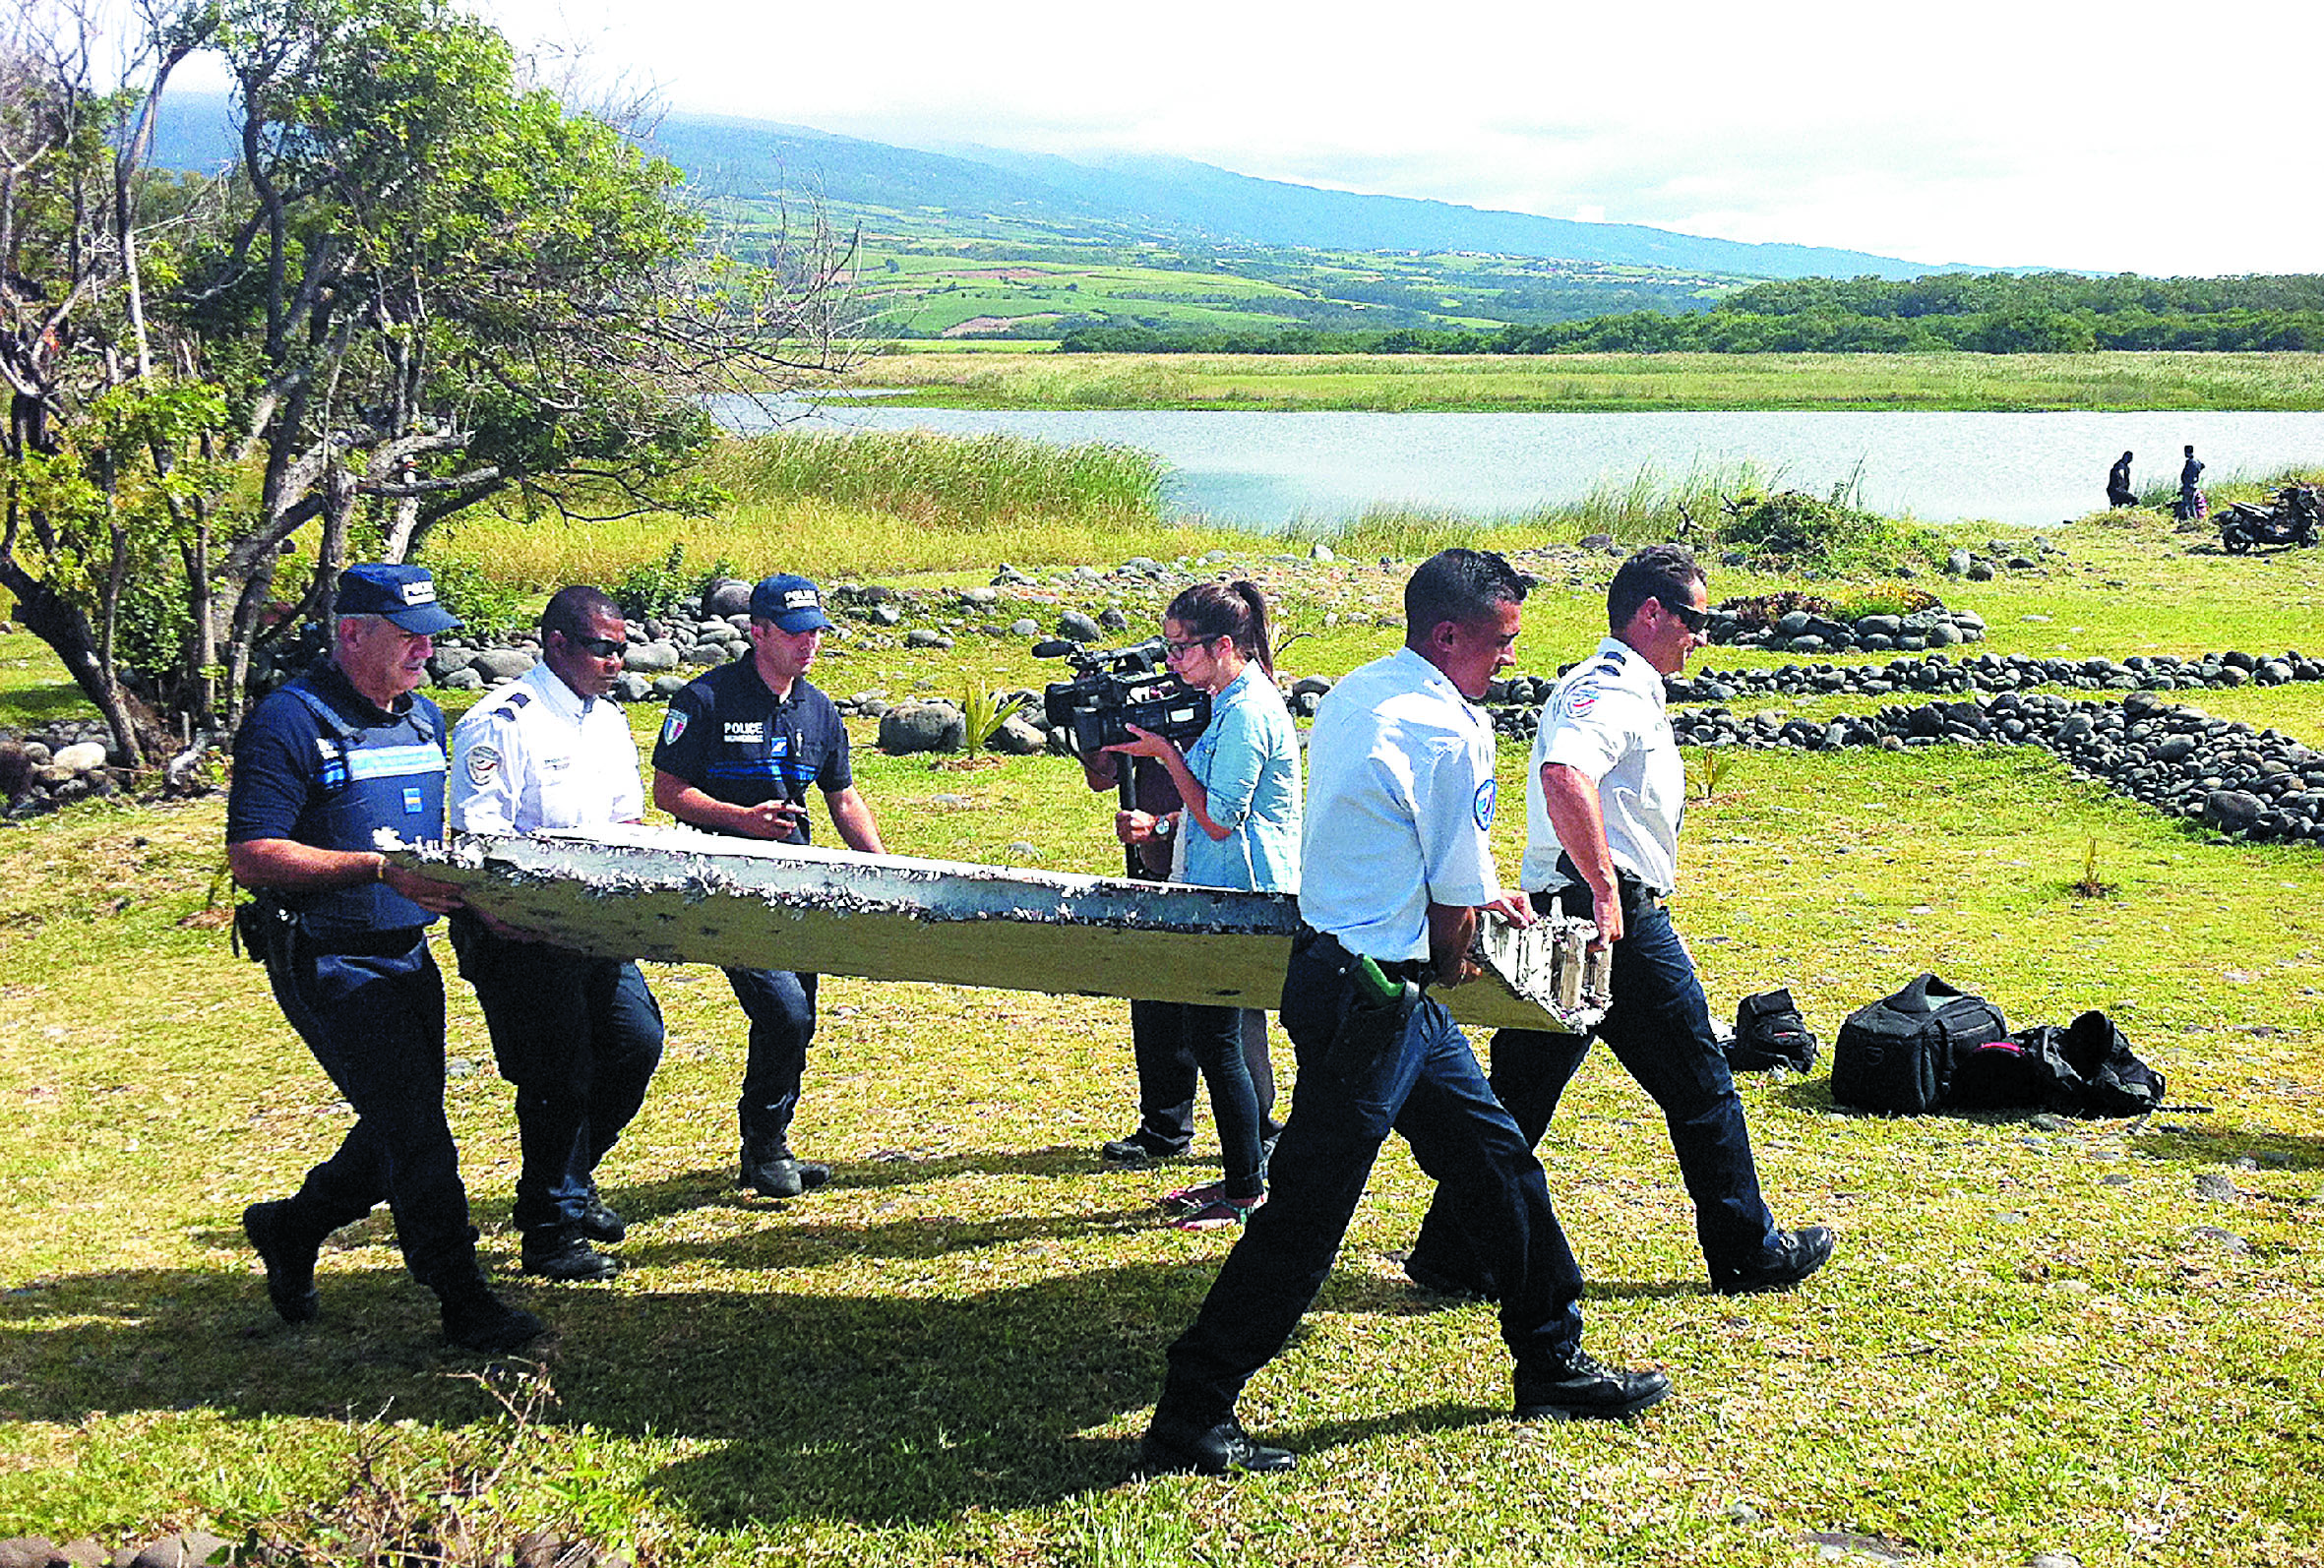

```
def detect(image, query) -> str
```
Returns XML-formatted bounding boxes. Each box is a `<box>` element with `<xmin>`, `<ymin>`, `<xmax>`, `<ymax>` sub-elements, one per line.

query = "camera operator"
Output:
<box><xmin>1104</xmin><ymin>581</ymin><xmax>1300</xmax><ymax>1231</ymax></box>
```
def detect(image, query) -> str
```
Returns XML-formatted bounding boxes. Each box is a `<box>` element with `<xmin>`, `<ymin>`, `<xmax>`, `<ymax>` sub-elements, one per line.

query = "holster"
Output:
<box><xmin>1298</xmin><ymin>927</ymin><xmax>1424</xmax><ymax>1087</ymax></box>
<box><xmin>232</xmin><ymin>895</ymin><xmax>296</xmax><ymax>966</ymax></box>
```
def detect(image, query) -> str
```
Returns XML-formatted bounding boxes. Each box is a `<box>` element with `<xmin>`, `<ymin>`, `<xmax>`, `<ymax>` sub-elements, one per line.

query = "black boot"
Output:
<box><xmin>437</xmin><ymin>1275</ymin><xmax>546</xmax><ymax>1353</ymax></box>
<box><xmin>242</xmin><ymin>1199</ymin><xmax>322</xmax><ymax>1324</ymax></box>
<box><xmin>740</xmin><ymin>1147</ymin><xmax>831</xmax><ymax>1199</ymax></box>
<box><xmin>520</xmin><ymin>1224</ymin><xmax>621</xmax><ymax>1284</ymax></box>
<box><xmin>577</xmin><ymin>1185</ymin><xmax>628</xmax><ymax>1244</ymax></box>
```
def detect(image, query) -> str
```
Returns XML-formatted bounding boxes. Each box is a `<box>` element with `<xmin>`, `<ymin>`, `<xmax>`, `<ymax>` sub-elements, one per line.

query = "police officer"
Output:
<box><xmin>449</xmin><ymin>585</ymin><xmax>666</xmax><ymax>1283</ymax></box>
<box><xmin>1137</xmin><ymin>549</ymin><xmax>1670</xmax><ymax>1478</ymax></box>
<box><xmin>650</xmin><ymin>573</ymin><xmax>886</xmax><ymax>1198</ymax></box>
<box><xmin>228</xmin><ymin>564</ymin><xmax>542</xmax><ymax>1354</ymax></box>
<box><xmin>1401</xmin><ymin>544</ymin><xmax>1835</xmax><ymax>1300</ymax></box>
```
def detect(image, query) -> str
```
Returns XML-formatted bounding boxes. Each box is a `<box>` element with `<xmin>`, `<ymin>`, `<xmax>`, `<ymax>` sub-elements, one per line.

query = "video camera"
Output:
<box><xmin>1036</xmin><ymin>637</ymin><xmax>1212</xmax><ymax>754</ymax></box>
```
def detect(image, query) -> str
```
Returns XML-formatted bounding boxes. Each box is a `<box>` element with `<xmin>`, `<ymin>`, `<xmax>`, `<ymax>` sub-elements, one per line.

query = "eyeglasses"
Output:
<box><xmin>1163</xmin><ymin>634</ymin><xmax>1220</xmax><ymax>658</ymax></box>
<box><xmin>1657</xmin><ymin>598</ymin><xmax>1708</xmax><ymax>633</ymax></box>
<box><xmin>563</xmin><ymin>633</ymin><xmax>629</xmax><ymax>658</ymax></box>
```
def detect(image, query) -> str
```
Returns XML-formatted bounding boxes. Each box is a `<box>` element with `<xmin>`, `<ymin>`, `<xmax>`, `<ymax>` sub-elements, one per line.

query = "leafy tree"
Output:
<box><xmin>2</xmin><ymin>0</ymin><xmax>859</xmax><ymax>762</ymax></box>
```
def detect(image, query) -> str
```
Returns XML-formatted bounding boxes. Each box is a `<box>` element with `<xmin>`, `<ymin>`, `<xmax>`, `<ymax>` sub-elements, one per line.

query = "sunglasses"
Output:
<box><xmin>563</xmin><ymin>633</ymin><xmax>630</xmax><ymax>658</ymax></box>
<box><xmin>1163</xmin><ymin>634</ymin><xmax>1221</xmax><ymax>657</ymax></box>
<box><xmin>1657</xmin><ymin>598</ymin><xmax>1708</xmax><ymax>633</ymax></box>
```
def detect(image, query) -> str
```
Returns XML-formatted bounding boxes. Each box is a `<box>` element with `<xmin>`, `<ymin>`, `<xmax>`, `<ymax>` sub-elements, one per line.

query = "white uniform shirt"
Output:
<box><xmin>1299</xmin><ymin>646</ymin><xmax>1506</xmax><ymax>963</ymax></box>
<box><xmin>451</xmin><ymin>662</ymin><xmax>644</xmax><ymax>833</ymax></box>
<box><xmin>1521</xmin><ymin>636</ymin><xmax>1683</xmax><ymax>896</ymax></box>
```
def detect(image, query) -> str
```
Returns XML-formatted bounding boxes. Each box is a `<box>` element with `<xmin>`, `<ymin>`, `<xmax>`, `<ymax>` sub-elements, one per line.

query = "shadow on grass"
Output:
<box><xmin>2</xmin><ymin>1254</ymin><xmax>1536</xmax><ymax>1522</ymax></box>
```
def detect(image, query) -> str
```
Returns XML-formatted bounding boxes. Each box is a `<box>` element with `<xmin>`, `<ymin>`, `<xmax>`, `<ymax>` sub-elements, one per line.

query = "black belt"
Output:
<box><xmin>1293</xmin><ymin>922</ymin><xmax>1430</xmax><ymax>985</ymax></box>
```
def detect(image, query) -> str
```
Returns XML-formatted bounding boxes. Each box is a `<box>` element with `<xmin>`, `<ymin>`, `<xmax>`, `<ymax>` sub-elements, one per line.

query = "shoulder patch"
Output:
<box><xmin>1474</xmin><ymin>776</ymin><xmax>1498</xmax><ymax>831</ymax></box>
<box><xmin>504</xmin><ymin>689</ymin><xmax>532</xmax><ymax>709</ymax></box>
<box><xmin>1558</xmin><ymin>680</ymin><xmax>1603</xmax><ymax>721</ymax></box>
<box><xmin>660</xmin><ymin>709</ymin><xmax>689</xmax><ymax>746</ymax></box>
<box><xmin>465</xmin><ymin>743</ymin><xmax>501</xmax><ymax>786</ymax></box>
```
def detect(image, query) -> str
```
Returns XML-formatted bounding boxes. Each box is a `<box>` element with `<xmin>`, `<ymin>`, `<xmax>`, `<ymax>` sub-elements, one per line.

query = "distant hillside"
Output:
<box><xmin>148</xmin><ymin>94</ymin><xmax>1969</xmax><ymax>283</ymax></box>
<box><xmin>645</xmin><ymin>113</ymin><xmax>1973</xmax><ymax>282</ymax></box>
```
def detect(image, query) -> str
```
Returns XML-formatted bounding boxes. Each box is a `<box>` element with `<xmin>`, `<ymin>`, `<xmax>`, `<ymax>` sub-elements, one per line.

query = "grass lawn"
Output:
<box><xmin>3</xmin><ymin>512</ymin><xmax>2322</xmax><ymax>1565</ymax></box>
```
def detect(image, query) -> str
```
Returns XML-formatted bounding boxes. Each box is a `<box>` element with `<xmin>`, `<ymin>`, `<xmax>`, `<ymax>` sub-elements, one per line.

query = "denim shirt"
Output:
<box><xmin>1181</xmin><ymin>662</ymin><xmax>1302</xmax><ymax>893</ymax></box>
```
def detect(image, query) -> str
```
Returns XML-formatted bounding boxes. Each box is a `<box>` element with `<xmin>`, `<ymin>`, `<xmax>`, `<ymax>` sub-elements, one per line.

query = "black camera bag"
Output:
<box><xmin>1830</xmin><ymin>973</ymin><xmax>2007</xmax><ymax>1114</ymax></box>
<box><xmin>1728</xmin><ymin>988</ymin><xmax>1819</xmax><ymax>1073</ymax></box>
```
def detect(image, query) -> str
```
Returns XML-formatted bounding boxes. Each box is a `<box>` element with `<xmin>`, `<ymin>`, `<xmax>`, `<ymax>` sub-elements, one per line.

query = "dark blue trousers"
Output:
<box><xmin>1407</xmin><ymin>890</ymin><xmax>1778</xmax><ymax>1292</ymax></box>
<box><xmin>262</xmin><ymin>933</ymin><xmax>477</xmax><ymax>1290</ymax></box>
<box><xmin>1155</xmin><ymin>935</ymin><xmax>1586</xmax><ymax>1429</ymax></box>
<box><xmin>726</xmin><ymin>966</ymin><xmax>817</xmax><ymax>1157</ymax></box>
<box><xmin>452</xmin><ymin>916</ymin><xmax>665</xmax><ymax>1233</ymax></box>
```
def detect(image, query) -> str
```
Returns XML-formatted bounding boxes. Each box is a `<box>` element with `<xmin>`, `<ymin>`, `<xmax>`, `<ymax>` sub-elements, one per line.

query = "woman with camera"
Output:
<box><xmin>1108</xmin><ymin>580</ymin><xmax>1301</xmax><ymax>1232</ymax></box>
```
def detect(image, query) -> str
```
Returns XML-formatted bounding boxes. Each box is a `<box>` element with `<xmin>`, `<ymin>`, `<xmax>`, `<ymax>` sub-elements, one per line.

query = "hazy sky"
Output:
<box><xmin>187</xmin><ymin>0</ymin><xmax>2324</xmax><ymax>276</ymax></box>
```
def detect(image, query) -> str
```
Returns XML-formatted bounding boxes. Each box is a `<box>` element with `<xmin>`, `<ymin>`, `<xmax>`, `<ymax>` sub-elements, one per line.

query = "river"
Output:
<box><xmin>713</xmin><ymin>398</ymin><xmax>2324</xmax><ymax>532</ymax></box>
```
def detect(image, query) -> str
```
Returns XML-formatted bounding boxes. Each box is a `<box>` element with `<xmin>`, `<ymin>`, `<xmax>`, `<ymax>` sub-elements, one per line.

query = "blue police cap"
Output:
<box><xmin>335</xmin><ymin>563</ymin><xmax>462</xmax><ymax>634</ymax></box>
<box><xmin>749</xmin><ymin>573</ymin><xmax>834</xmax><ymax>633</ymax></box>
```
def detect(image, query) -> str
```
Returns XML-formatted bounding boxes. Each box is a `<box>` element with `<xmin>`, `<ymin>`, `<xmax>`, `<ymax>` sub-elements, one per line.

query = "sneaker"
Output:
<box><xmin>1099</xmin><ymin>1132</ymin><xmax>1188</xmax><ymax>1167</ymax></box>
<box><xmin>577</xmin><ymin>1187</ymin><xmax>628</xmax><ymax>1244</ymax></box>
<box><xmin>520</xmin><ymin>1227</ymin><xmax>621</xmax><ymax>1284</ymax></box>
<box><xmin>438</xmin><ymin>1279</ymin><xmax>546</xmax><ymax>1354</ymax></box>
<box><xmin>1157</xmin><ymin>1180</ymin><xmax>1227</xmax><ymax>1216</ymax></box>
<box><xmin>1171</xmin><ymin>1193</ymin><xmax>1264</xmax><ymax>1233</ymax></box>
<box><xmin>243</xmin><ymin>1200</ymin><xmax>321</xmax><ymax>1324</ymax></box>
<box><xmin>1712</xmin><ymin>1226</ymin><xmax>1835</xmax><ymax>1297</ymax></box>
<box><xmin>1514</xmin><ymin>1349</ymin><xmax>1672</xmax><ymax>1421</ymax></box>
<box><xmin>741</xmin><ymin>1152</ymin><xmax>832</xmax><ymax>1199</ymax></box>
<box><xmin>1136</xmin><ymin>1414</ymin><xmax>1296</xmax><ymax>1478</ymax></box>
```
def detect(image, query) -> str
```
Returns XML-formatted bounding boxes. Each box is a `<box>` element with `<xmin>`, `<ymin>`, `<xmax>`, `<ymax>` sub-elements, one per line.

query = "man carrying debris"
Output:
<box><xmin>1400</xmin><ymin>544</ymin><xmax>1833</xmax><ymax>1300</ymax></box>
<box><xmin>450</xmin><ymin>585</ymin><xmax>666</xmax><ymax>1284</ymax></box>
<box><xmin>651</xmin><ymin>574</ymin><xmax>886</xmax><ymax>1199</ymax></box>
<box><xmin>228</xmin><ymin>564</ymin><xmax>542</xmax><ymax>1354</ymax></box>
<box><xmin>1137</xmin><ymin>548</ymin><xmax>1670</xmax><ymax>1478</ymax></box>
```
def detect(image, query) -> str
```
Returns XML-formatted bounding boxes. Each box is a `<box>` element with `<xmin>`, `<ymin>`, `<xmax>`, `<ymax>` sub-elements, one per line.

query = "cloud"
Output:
<box><xmin>455</xmin><ymin>1</ymin><xmax>2324</xmax><ymax>274</ymax></box>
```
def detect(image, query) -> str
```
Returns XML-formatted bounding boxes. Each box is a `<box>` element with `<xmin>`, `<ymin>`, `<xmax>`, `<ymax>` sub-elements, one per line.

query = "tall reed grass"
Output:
<box><xmin>428</xmin><ymin>430</ymin><xmax>1214</xmax><ymax>588</ymax></box>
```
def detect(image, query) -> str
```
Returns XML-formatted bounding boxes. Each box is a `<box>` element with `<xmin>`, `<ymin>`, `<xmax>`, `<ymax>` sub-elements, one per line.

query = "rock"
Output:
<box><xmin>1005</xmin><ymin>840</ymin><xmax>1040</xmax><ymax>858</ymax></box>
<box><xmin>1009</xmin><ymin>618</ymin><xmax>1040</xmax><ymax>638</ymax></box>
<box><xmin>437</xmin><ymin>666</ymin><xmax>485</xmax><ymax>691</ymax></box>
<box><xmin>878</xmin><ymin>701</ymin><xmax>965</xmax><ymax>754</ymax></box>
<box><xmin>1057</xmin><ymin>610</ymin><xmax>1103</xmax><ymax>643</ymax></box>
<box><xmin>1310</xmin><ymin>543</ymin><xmax>1335</xmax><ymax>563</ymax></box>
<box><xmin>992</xmin><ymin>713</ymin><xmax>1048</xmax><ymax>755</ymax></box>
<box><xmin>703</xmin><ymin>577</ymin><xmax>753</xmax><ymax>618</ymax></box>
<box><xmin>650</xmin><ymin>675</ymin><xmax>690</xmax><ymax>696</ymax></box>
<box><xmin>613</xmin><ymin>673</ymin><xmax>653</xmax><ymax>703</ymax></box>
<box><xmin>1946</xmin><ymin>547</ymin><xmax>1973</xmax><ymax>575</ymax></box>
<box><xmin>131</xmin><ymin>1535</ymin><xmax>233</xmax><ymax>1568</ymax></box>
<box><xmin>1098</xmin><ymin>607</ymin><xmax>1130</xmax><ymax>632</ymax></box>
<box><xmin>2188</xmin><ymin>1225</ymin><xmax>2251</xmax><ymax>1254</ymax></box>
<box><xmin>50</xmin><ymin>741</ymin><xmax>108</xmax><ymax>772</ymax></box>
<box><xmin>959</xmin><ymin>585</ymin><xmax>999</xmax><ymax>607</ymax></box>
<box><xmin>2202</xmin><ymin>790</ymin><xmax>2267</xmax><ymax>833</ymax></box>
<box><xmin>0</xmin><ymin>1539</ymin><xmax>60</xmax><ymax>1568</ymax></box>
<box><xmin>2030</xmin><ymin>1555</ymin><xmax>2081</xmax><ymax>1568</ymax></box>
<box><xmin>2193</xmin><ymin>1173</ymin><xmax>2242</xmax><ymax>1202</ymax></box>
<box><xmin>992</xmin><ymin>564</ymin><xmax>1034</xmax><ymax>586</ymax></box>
<box><xmin>470</xmin><ymin>648</ymin><xmax>534</xmax><ymax>683</ymax></box>
<box><xmin>1965</xmin><ymin>560</ymin><xmax>1995</xmax><ymax>581</ymax></box>
<box><xmin>902</xmin><ymin>629</ymin><xmax>954</xmax><ymax>649</ymax></box>
<box><xmin>622</xmin><ymin>641</ymin><xmax>680</xmax><ymax>672</ymax></box>
<box><xmin>0</xmin><ymin>742</ymin><xmax>27</xmax><ymax>799</ymax></box>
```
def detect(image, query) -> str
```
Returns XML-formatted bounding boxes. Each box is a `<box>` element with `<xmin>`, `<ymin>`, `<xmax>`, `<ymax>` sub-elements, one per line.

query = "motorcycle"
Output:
<box><xmin>2219</xmin><ymin>483</ymin><xmax>2323</xmax><ymax>553</ymax></box>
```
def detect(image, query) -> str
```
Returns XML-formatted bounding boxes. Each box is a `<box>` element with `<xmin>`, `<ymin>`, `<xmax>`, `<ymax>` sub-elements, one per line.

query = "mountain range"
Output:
<box><xmin>152</xmin><ymin>94</ymin><xmax>1972</xmax><ymax>283</ymax></box>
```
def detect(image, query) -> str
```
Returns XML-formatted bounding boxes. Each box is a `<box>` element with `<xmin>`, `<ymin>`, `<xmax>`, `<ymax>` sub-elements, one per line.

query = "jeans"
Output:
<box><xmin>452</xmin><ymin>916</ymin><xmax>665</xmax><ymax>1233</ymax></box>
<box><xmin>1128</xmin><ymin>1000</ymin><xmax>1280</xmax><ymax>1156</ymax></box>
<box><xmin>1154</xmin><ymin>933</ymin><xmax>1585</xmax><ymax>1430</ymax></box>
<box><xmin>262</xmin><ymin>932</ymin><xmax>477</xmax><ymax>1290</ymax></box>
<box><xmin>1406</xmin><ymin>888</ymin><xmax>1778</xmax><ymax>1291</ymax></box>
<box><xmin>726</xmin><ymin>966</ymin><xmax>817</xmax><ymax>1156</ymax></box>
<box><xmin>1185</xmin><ymin>1004</ymin><xmax>1268</xmax><ymax>1199</ymax></box>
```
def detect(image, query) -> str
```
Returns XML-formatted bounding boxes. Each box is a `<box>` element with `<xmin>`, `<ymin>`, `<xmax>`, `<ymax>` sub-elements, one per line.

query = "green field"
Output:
<box><xmin>4</xmin><ymin>487</ymin><xmax>2324</xmax><ymax>1565</ymax></box>
<box><xmin>837</xmin><ymin>349</ymin><xmax>2324</xmax><ymax>412</ymax></box>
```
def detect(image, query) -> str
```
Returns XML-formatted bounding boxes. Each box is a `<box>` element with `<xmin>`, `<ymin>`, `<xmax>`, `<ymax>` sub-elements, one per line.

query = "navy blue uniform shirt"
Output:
<box><xmin>650</xmin><ymin>659</ymin><xmax>851</xmax><ymax>844</ymax></box>
<box><xmin>227</xmin><ymin>659</ymin><xmax>450</xmax><ymax>933</ymax></box>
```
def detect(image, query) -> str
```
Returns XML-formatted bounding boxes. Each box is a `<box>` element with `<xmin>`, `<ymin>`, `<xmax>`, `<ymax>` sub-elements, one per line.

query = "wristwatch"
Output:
<box><xmin>1153</xmin><ymin>814</ymin><xmax>1174</xmax><ymax>840</ymax></box>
